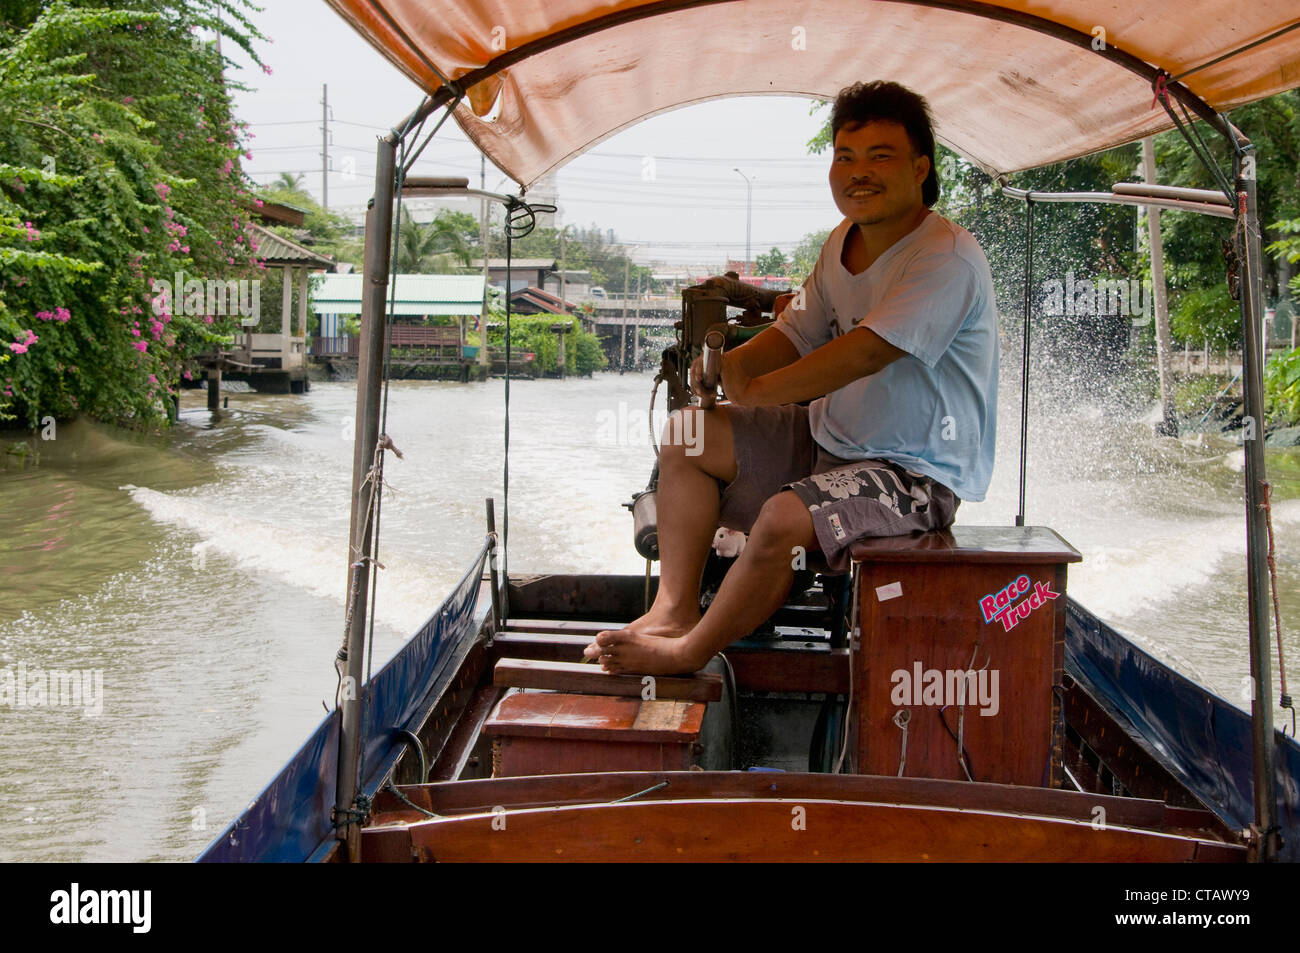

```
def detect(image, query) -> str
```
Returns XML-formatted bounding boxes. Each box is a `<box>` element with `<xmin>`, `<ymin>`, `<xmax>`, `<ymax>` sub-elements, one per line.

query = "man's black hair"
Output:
<box><xmin>830</xmin><ymin>81</ymin><xmax>939</xmax><ymax>207</ymax></box>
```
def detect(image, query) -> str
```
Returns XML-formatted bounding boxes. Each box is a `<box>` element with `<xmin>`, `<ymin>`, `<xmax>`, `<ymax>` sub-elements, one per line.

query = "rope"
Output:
<box><xmin>893</xmin><ymin>708</ymin><xmax>911</xmax><ymax>778</ymax></box>
<box><xmin>1261</xmin><ymin>481</ymin><xmax>1296</xmax><ymax>735</ymax></box>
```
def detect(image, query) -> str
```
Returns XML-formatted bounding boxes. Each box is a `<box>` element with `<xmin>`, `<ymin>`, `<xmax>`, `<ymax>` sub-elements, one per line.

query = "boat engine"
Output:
<box><xmin>625</xmin><ymin>275</ymin><xmax>792</xmax><ymax>580</ymax></box>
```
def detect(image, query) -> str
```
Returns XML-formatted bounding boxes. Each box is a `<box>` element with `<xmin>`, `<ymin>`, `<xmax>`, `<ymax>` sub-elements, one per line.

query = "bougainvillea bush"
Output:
<box><xmin>0</xmin><ymin>1</ymin><xmax>266</xmax><ymax>428</ymax></box>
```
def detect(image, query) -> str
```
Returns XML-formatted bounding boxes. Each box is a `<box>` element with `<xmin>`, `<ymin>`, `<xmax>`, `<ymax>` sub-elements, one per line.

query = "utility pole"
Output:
<box><xmin>733</xmin><ymin>168</ymin><xmax>752</xmax><ymax>273</ymax></box>
<box><xmin>1142</xmin><ymin>137</ymin><xmax>1177</xmax><ymax>437</ymax></box>
<box><xmin>320</xmin><ymin>84</ymin><xmax>330</xmax><ymax>211</ymax></box>
<box><xmin>620</xmin><ymin>256</ymin><xmax>630</xmax><ymax>374</ymax></box>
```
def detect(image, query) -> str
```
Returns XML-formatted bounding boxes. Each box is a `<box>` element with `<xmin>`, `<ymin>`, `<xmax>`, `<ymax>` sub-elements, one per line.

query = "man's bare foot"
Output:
<box><xmin>608</xmin><ymin>605</ymin><xmax>700</xmax><ymax>640</ymax></box>
<box><xmin>582</xmin><ymin>605</ymin><xmax>699</xmax><ymax>663</ymax></box>
<box><xmin>582</xmin><ymin>628</ymin><xmax>704</xmax><ymax>675</ymax></box>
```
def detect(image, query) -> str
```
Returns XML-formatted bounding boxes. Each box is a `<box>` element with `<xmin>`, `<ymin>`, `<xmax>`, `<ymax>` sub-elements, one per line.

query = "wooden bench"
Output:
<box><xmin>848</xmin><ymin>525</ymin><xmax>1081</xmax><ymax>787</ymax></box>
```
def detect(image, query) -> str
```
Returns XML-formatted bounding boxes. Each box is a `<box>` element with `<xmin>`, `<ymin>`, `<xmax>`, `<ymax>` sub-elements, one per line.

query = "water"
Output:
<box><xmin>3</xmin><ymin>369</ymin><xmax>1300</xmax><ymax>860</ymax></box>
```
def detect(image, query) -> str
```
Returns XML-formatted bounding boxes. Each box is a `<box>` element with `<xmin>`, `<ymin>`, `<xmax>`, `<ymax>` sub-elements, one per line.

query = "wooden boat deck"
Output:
<box><xmin>348</xmin><ymin>571</ymin><xmax>1247</xmax><ymax>862</ymax></box>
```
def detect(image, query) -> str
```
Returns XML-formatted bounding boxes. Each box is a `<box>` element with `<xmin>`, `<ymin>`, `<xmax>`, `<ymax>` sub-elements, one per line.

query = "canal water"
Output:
<box><xmin>3</xmin><ymin>368</ymin><xmax>1300</xmax><ymax>860</ymax></box>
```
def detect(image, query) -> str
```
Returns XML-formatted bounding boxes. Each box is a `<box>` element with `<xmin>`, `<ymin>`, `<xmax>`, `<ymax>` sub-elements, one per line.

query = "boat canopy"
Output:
<box><xmin>324</xmin><ymin>0</ymin><xmax>1300</xmax><ymax>186</ymax></box>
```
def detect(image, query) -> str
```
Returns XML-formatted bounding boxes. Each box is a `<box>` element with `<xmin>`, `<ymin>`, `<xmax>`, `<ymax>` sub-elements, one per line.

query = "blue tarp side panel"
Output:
<box><xmin>357</xmin><ymin>541</ymin><xmax>490</xmax><ymax>796</ymax></box>
<box><xmin>1065</xmin><ymin>597</ymin><xmax>1300</xmax><ymax>862</ymax></box>
<box><xmin>195</xmin><ymin>539</ymin><xmax>490</xmax><ymax>863</ymax></box>
<box><xmin>195</xmin><ymin>712</ymin><xmax>339</xmax><ymax>863</ymax></box>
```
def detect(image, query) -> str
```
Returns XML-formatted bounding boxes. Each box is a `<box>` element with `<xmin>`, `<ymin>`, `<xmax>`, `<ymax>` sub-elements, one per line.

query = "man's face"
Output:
<box><xmin>829</xmin><ymin>120</ymin><xmax>930</xmax><ymax>227</ymax></box>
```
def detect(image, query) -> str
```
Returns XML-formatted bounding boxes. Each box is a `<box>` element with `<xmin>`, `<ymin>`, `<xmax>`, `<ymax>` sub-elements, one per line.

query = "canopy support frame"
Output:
<box><xmin>1002</xmin><ymin>130</ymin><xmax>1281</xmax><ymax>862</ymax></box>
<box><xmin>382</xmin><ymin>0</ymin><xmax>1236</xmax><ymax>186</ymax></box>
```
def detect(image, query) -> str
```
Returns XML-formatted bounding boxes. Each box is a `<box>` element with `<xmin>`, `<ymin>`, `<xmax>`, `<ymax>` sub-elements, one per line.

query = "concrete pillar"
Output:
<box><xmin>281</xmin><ymin>264</ymin><xmax>292</xmax><ymax>368</ymax></box>
<box><xmin>297</xmin><ymin>267</ymin><xmax>309</xmax><ymax>338</ymax></box>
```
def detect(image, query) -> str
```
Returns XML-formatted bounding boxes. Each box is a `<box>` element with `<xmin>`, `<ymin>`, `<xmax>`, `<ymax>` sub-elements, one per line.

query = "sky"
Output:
<box><xmin>224</xmin><ymin>1</ymin><xmax>846</xmax><ymax>269</ymax></box>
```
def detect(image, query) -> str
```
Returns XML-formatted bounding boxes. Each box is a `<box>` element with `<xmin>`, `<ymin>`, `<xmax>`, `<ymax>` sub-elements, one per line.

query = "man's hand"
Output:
<box><xmin>690</xmin><ymin>349</ymin><xmax>755</xmax><ymax>404</ymax></box>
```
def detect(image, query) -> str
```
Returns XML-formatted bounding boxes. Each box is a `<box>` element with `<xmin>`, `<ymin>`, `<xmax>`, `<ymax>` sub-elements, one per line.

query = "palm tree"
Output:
<box><xmin>395</xmin><ymin>208</ymin><xmax>474</xmax><ymax>273</ymax></box>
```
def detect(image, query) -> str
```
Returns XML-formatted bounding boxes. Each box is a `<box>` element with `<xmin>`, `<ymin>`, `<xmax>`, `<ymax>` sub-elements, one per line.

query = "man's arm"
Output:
<box><xmin>732</xmin><ymin>325</ymin><xmax>801</xmax><ymax>378</ymax></box>
<box><xmin>724</xmin><ymin>326</ymin><xmax>905</xmax><ymax>406</ymax></box>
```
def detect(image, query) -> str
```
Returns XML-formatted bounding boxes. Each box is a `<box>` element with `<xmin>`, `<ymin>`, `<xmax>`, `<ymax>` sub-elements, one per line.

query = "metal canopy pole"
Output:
<box><xmin>1233</xmin><ymin>137</ymin><xmax>1281</xmax><ymax>862</ymax></box>
<box><xmin>335</xmin><ymin>131</ymin><xmax>398</xmax><ymax>861</ymax></box>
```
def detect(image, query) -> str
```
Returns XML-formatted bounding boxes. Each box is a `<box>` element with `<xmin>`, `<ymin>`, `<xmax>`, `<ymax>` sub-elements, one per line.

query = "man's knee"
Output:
<box><xmin>660</xmin><ymin>405</ymin><xmax>733</xmax><ymax>477</ymax></box>
<box><xmin>749</xmin><ymin>491</ymin><xmax>815</xmax><ymax>556</ymax></box>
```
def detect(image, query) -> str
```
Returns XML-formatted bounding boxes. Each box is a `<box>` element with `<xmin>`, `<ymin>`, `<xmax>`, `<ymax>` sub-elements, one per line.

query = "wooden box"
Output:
<box><xmin>848</xmin><ymin>526</ymin><xmax>1081</xmax><ymax>786</ymax></box>
<box><xmin>484</xmin><ymin>689</ymin><xmax>706</xmax><ymax>778</ymax></box>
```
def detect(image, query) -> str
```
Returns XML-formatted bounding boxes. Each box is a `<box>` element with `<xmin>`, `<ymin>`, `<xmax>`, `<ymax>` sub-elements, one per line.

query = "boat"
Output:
<box><xmin>198</xmin><ymin>0</ymin><xmax>1300</xmax><ymax>863</ymax></box>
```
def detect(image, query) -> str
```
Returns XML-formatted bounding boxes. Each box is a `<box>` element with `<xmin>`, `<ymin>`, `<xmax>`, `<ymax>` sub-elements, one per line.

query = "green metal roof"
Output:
<box><xmin>312</xmin><ymin>274</ymin><xmax>485</xmax><ymax>316</ymax></box>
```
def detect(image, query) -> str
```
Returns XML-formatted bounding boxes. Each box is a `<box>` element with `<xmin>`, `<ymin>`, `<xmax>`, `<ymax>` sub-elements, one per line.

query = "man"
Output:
<box><xmin>585</xmin><ymin>80</ymin><xmax>999</xmax><ymax>675</ymax></box>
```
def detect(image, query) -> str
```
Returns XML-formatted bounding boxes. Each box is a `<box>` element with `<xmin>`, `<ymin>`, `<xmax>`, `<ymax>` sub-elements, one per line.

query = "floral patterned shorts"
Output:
<box><xmin>717</xmin><ymin>402</ymin><xmax>959</xmax><ymax>573</ymax></box>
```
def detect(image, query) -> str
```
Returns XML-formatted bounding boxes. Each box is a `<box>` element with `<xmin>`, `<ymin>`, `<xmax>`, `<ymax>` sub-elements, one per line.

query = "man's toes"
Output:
<box><xmin>598</xmin><ymin>629</ymin><xmax>632</xmax><ymax>647</ymax></box>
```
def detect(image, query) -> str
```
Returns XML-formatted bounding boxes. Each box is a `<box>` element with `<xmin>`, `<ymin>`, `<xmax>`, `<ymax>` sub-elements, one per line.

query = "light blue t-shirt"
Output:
<box><xmin>772</xmin><ymin>212</ymin><xmax>998</xmax><ymax>501</ymax></box>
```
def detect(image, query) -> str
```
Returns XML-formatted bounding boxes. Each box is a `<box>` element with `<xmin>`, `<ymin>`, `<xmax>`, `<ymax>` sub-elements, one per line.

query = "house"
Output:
<box><xmin>310</xmin><ymin>274</ymin><xmax>486</xmax><ymax>353</ymax></box>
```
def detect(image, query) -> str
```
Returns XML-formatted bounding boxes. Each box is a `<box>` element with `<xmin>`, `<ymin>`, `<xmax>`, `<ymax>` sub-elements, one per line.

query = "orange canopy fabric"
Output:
<box><xmin>323</xmin><ymin>0</ymin><xmax>1300</xmax><ymax>186</ymax></box>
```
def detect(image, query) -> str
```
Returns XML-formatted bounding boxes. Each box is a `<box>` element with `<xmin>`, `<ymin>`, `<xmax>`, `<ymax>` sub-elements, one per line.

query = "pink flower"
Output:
<box><xmin>123</xmin><ymin>96</ymin><xmax>135</xmax><ymax>104</ymax></box>
<box><xmin>133</xmin><ymin>341</ymin><xmax>148</xmax><ymax>352</ymax></box>
<box><xmin>262</xmin><ymin>64</ymin><xmax>273</xmax><ymax>75</ymax></box>
<box><xmin>8</xmin><ymin>343</ymin><xmax>28</xmax><ymax>354</ymax></box>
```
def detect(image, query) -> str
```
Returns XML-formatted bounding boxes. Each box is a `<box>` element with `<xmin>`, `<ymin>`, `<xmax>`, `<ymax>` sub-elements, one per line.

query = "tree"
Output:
<box><xmin>788</xmin><ymin>229</ymin><xmax>831</xmax><ymax>284</ymax></box>
<box><xmin>0</xmin><ymin>1</ymin><xmax>267</xmax><ymax>428</ymax></box>
<box><xmin>394</xmin><ymin>207</ymin><xmax>474</xmax><ymax>274</ymax></box>
<box><xmin>275</xmin><ymin>172</ymin><xmax>305</xmax><ymax>194</ymax></box>
<box><xmin>755</xmin><ymin>247</ymin><xmax>788</xmax><ymax>275</ymax></box>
